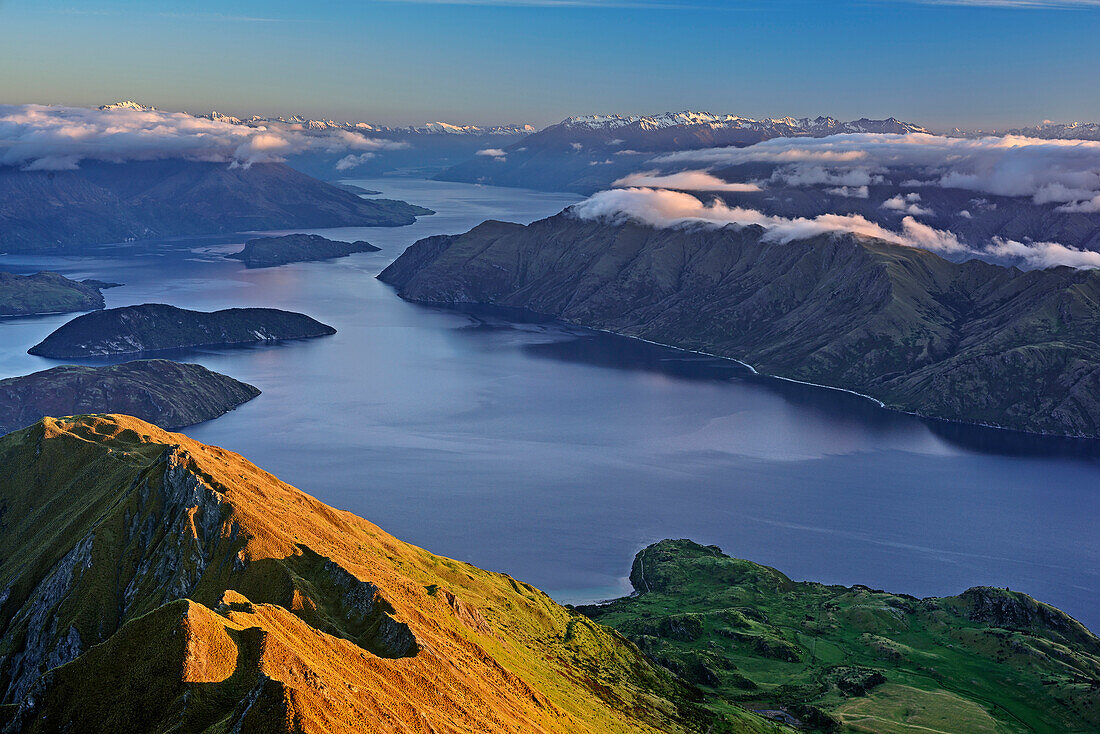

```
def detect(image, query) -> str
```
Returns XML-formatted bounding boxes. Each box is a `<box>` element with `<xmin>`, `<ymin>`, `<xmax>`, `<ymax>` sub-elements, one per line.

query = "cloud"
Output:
<box><xmin>0</xmin><ymin>103</ymin><xmax>400</xmax><ymax>170</ymax></box>
<box><xmin>657</xmin><ymin>132</ymin><xmax>1100</xmax><ymax>210</ymax></box>
<box><xmin>984</xmin><ymin>238</ymin><xmax>1100</xmax><ymax>269</ymax></box>
<box><xmin>770</xmin><ymin>165</ymin><xmax>882</xmax><ymax>187</ymax></box>
<box><xmin>476</xmin><ymin>147</ymin><xmax>508</xmax><ymax>161</ymax></box>
<box><xmin>826</xmin><ymin>185</ymin><xmax>870</xmax><ymax>198</ymax></box>
<box><xmin>1056</xmin><ymin>194</ymin><xmax>1100</xmax><ymax>212</ymax></box>
<box><xmin>568</xmin><ymin>187</ymin><xmax>1095</xmax><ymax>269</ymax></box>
<box><xmin>613</xmin><ymin>170</ymin><xmax>762</xmax><ymax>192</ymax></box>
<box><xmin>882</xmin><ymin>192</ymin><xmax>934</xmax><ymax>216</ymax></box>
<box><xmin>335</xmin><ymin>152</ymin><xmax>376</xmax><ymax>171</ymax></box>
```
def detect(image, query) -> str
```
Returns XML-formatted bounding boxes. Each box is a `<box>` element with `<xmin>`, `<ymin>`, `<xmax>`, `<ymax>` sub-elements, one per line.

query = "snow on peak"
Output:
<box><xmin>99</xmin><ymin>101</ymin><xmax>157</xmax><ymax>112</ymax></box>
<box><xmin>559</xmin><ymin>111</ymin><xmax>928</xmax><ymax>136</ymax></box>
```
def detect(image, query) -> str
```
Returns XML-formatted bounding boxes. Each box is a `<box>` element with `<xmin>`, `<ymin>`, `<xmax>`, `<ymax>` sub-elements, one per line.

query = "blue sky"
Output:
<box><xmin>2</xmin><ymin>0</ymin><xmax>1098</xmax><ymax>129</ymax></box>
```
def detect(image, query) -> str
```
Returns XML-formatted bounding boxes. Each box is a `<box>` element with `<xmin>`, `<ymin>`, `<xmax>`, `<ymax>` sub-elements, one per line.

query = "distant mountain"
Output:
<box><xmin>0</xmin><ymin>360</ymin><xmax>259</xmax><ymax>435</ymax></box>
<box><xmin>0</xmin><ymin>160</ymin><xmax>433</xmax><ymax>252</ymax></box>
<box><xmin>954</xmin><ymin>121</ymin><xmax>1100</xmax><ymax>141</ymax></box>
<box><xmin>29</xmin><ymin>304</ymin><xmax>337</xmax><ymax>358</ymax></box>
<box><xmin>434</xmin><ymin>112</ymin><xmax>928</xmax><ymax>193</ymax></box>
<box><xmin>0</xmin><ymin>414</ymin><xmax>765</xmax><ymax>733</ymax></box>
<box><xmin>229</xmin><ymin>233</ymin><xmax>380</xmax><ymax>268</ymax></box>
<box><xmin>381</xmin><ymin>215</ymin><xmax>1100</xmax><ymax>437</ymax></box>
<box><xmin>0</xmin><ymin>272</ymin><xmax>106</xmax><ymax>317</ymax></box>
<box><xmin>554</xmin><ymin>111</ymin><xmax>927</xmax><ymax>137</ymax></box>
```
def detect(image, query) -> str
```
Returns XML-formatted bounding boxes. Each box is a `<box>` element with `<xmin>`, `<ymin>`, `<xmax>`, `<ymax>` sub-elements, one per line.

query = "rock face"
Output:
<box><xmin>579</xmin><ymin>539</ymin><xmax>1100</xmax><ymax>734</ymax></box>
<box><xmin>0</xmin><ymin>415</ymin><xmax>759</xmax><ymax>734</ymax></box>
<box><xmin>28</xmin><ymin>303</ymin><xmax>337</xmax><ymax>358</ymax></box>
<box><xmin>380</xmin><ymin>215</ymin><xmax>1100</xmax><ymax>437</ymax></box>
<box><xmin>229</xmin><ymin>233</ymin><xmax>380</xmax><ymax>268</ymax></box>
<box><xmin>0</xmin><ymin>360</ymin><xmax>260</xmax><ymax>435</ymax></box>
<box><xmin>0</xmin><ymin>272</ymin><xmax>107</xmax><ymax>317</ymax></box>
<box><xmin>0</xmin><ymin>160</ymin><xmax>433</xmax><ymax>252</ymax></box>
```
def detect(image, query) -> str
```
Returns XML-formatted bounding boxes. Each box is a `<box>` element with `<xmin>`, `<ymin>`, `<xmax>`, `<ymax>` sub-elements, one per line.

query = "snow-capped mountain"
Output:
<box><xmin>558</xmin><ymin>111</ymin><xmax>928</xmax><ymax>136</ymax></box>
<box><xmin>1000</xmin><ymin>121</ymin><xmax>1100</xmax><ymax>141</ymax></box>
<box><xmin>98</xmin><ymin>100</ymin><xmax>158</xmax><ymax>112</ymax></box>
<box><xmin>436</xmin><ymin>111</ymin><xmax>929</xmax><ymax>194</ymax></box>
<box><xmin>98</xmin><ymin>102</ymin><xmax>532</xmax><ymax>136</ymax></box>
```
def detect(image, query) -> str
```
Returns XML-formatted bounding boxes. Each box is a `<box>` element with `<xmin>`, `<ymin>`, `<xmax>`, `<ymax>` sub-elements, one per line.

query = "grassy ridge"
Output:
<box><xmin>0</xmin><ymin>416</ymin><xmax>780</xmax><ymax>733</ymax></box>
<box><xmin>579</xmin><ymin>540</ymin><xmax>1100</xmax><ymax>733</ymax></box>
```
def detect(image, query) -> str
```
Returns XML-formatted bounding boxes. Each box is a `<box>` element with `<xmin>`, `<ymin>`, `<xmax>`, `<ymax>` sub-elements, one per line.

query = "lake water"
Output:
<box><xmin>1</xmin><ymin>177</ymin><xmax>1097</xmax><ymax>631</ymax></box>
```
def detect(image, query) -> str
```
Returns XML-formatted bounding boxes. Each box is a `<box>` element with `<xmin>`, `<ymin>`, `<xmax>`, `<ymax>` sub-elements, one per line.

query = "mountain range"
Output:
<box><xmin>380</xmin><ymin>215</ymin><xmax>1100</xmax><ymax>437</ymax></box>
<box><xmin>433</xmin><ymin>112</ymin><xmax>929</xmax><ymax>193</ymax></box>
<box><xmin>0</xmin><ymin>160</ymin><xmax>432</xmax><ymax>252</ymax></box>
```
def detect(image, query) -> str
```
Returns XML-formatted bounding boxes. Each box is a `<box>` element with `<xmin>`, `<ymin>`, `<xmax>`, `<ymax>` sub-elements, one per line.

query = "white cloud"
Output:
<box><xmin>657</xmin><ymin>132</ymin><xmax>1100</xmax><ymax>210</ymax></box>
<box><xmin>882</xmin><ymin>192</ymin><xmax>934</xmax><ymax>216</ymax></box>
<box><xmin>568</xmin><ymin>187</ymin><xmax>1094</xmax><ymax>268</ymax></box>
<box><xmin>335</xmin><ymin>152</ymin><xmax>376</xmax><ymax>171</ymax></box>
<box><xmin>476</xmin><ymin>147</ymin><xmax>507</xmax><ymax>162</ymax></box>
<box><xmin>571</xmin><ymin>142</ymin><xmax>584</xmax><ymax>151</ymax></box>
<box><xmin>985</xmin><ymin>238</ymin><xmax>1100</xmax><ymax>269</ymax></box>
<box><xmin>826</xmin><ymin>185</ymin><xmax>870</xmax><ymax>198</ymax></box>
<box><xmin>0</xmin><ymin>103</ymin><xmax>401</xmax><ymax>170</ymax></box>
<box><xmin>613</xmin><ymin>170</ymin><xmax>762</xmax><ymax>192</ymax></box>
<box><xmin>1056</xmin><ymin>195</ymin><xmax>1100</xmax><ymax>213</ymax></box>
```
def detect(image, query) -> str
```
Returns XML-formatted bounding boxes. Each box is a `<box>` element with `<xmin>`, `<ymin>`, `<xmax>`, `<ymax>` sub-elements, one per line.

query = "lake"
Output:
<box><xmin>1</xmin><ymin>177</ymin><xmax>1097</xmax><ymax>631</ymax></box>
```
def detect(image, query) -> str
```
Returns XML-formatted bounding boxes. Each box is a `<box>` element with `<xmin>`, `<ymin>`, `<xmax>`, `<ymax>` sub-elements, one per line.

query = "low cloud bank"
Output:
<box><xmin>0</xmin><ymin>104</ymin><xmax>401</xmax><ymax>170</ymax></box>
<box><xmin>476</xmin><ymin>147</ymin><xmax>507</xmax><ymax>161</ymax></box>
<box><xmin>613</xmin><ymin>170</ymin><xmax>761</xmax><ymax>192</ymax></box>
<box><xmin>657</xmin><ymin>132</ymin><xmax>1100</xmax><ymax>212</ymax></box>
<box><xmin>569</xmin><ymin>187</ymin><xmax>1099</xmax><ymax>269</ymax></box>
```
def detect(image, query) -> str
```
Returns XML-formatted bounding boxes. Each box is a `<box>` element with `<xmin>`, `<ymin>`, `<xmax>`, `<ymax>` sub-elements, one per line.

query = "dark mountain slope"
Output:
<box><xmin>0</xmin><ymin>160</ymin><xmax>433</xmax><ymax>252</ymax></box>
<box><xmin>0</xmin><ymin>360</ymin><xmax>259</xmax><ymax>435</ymax></box>
<box><xmin>380</xmin><ymin>215</ymin><xmax>1100</xmax><ymax>436</ymax></box>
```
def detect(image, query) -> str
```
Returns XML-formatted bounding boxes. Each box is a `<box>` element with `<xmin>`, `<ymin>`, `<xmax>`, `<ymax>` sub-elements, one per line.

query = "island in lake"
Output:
<box><xmin>229</xmin><ymin>233</ymin><xmax>381</xmax><ymax>268</ymax></box>
<box><xmin>380</xmin><ymin>215</ymin><xmax>1100</xmax><ymax>438</ymax></box>
<box><xmin>0</xmin><ymin>360</ymin><xmax>260</xmax><ymax>435</ymax></box>
<box><xmin>0</xmin><ymin>271</ymin><xmax>111</xmax><ymax>317</ymax></box>
<box><xmin>28</xmin><ymin>303</ymin><xmax>336</xmax><ymax>358</ymax></box>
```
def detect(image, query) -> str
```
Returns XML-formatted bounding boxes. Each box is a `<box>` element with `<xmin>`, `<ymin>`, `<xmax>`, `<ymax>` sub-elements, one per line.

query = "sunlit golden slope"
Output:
<box><xmin>0</xmin><ymin>415</ymin><xmax>778</xmax><ymax>733</ymax></box>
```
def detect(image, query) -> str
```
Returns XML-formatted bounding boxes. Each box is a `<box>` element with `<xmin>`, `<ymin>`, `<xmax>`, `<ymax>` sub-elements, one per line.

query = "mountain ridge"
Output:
<box><xmin>0</xmin><ymin>414</ymin><xmax>768</xmax><ymax>733</ymax></box>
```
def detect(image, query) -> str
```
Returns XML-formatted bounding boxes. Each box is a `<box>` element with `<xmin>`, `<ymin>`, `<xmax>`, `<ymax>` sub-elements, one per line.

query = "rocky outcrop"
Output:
<box><xmin>28</xmin><ymin>303</ymin><xmax>336</xmax><ymax>358</ymax></box>
<box><xmin>0</xmin><ymin>360</ymin><xmax>260</xmax><ymax>435</ymax></box>
<box><xmin>229</xmin><ymin>233</ymin><xmax>380</xmax><ymax>268</ymax></box>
